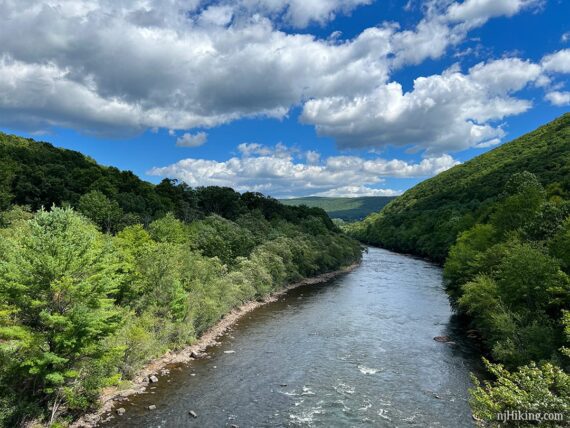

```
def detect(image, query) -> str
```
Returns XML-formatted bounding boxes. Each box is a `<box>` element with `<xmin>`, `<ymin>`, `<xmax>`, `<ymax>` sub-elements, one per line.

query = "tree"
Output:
<box><xmin>0</xmin><ymin>208</ymin><xmax>124</xmax><ymax>422</ymax></box>
<box><xmin>491</xmin><ymin>172</ymin><xmax>546</xmax><ymax>236</ymax></box>
<box><xmin>77</xmin><ymin>190</ymin><xmax>123</xmax><ymax>233</ymax></box>
<box><xmin>197</xmin><ymin>187</ymin><xmax>243</xmax><ymax>219</ymax></box>
<box><xmin>148</xmin><ymin>212</ymin><xmax>188</xmax><ymax>244</ymax></box>
<box><xmin>495</xmin><ymin>243</ymin><xmax>569</xmax><ymax>313</ymax></box>
<box><xmin>444</xmin><ymin>224</ymin><xmax>497</xmax><ymax>302</ymax></box>
<box><xmin>550</xmin><ymin>217</ymin><xmax>570</xmax><ymax>273</ymax></box>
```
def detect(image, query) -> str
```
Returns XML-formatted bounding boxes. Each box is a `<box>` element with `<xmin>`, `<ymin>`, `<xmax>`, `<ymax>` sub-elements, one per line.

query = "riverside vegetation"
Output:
<box><xmin>349</xmin><ymin>114</ymin><xmax>570</xmax><ymax>425</ymax></box>
<box><xmin>0</xmin><ymin>133</ymin><xmax>361</xmax><ymax>426</ymax></box>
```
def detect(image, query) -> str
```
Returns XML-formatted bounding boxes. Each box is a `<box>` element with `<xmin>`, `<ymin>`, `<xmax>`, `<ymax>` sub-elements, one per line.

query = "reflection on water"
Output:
<box><xmin>100</xmin><ymin>247</ymin><xmax>481</xmax><ymax>428</ymax></box>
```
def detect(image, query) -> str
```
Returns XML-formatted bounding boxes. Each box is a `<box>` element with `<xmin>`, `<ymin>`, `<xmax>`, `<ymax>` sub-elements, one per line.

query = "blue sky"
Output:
<box><xmin>1</xmin><ymin>0</ymin><xmax>569</xmax><ymax>198</ymax></box>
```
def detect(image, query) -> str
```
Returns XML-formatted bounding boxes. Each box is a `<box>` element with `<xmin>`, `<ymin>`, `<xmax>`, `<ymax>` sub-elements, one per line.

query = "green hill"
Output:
<box><xmin>280</xmin><ymin>196</ymin><xmax>395</xmax><ymax>221</ymax></box>
<box><xmin>349</xmin><ymin>113</ymin><xmax>570</xmax><ymax>262</ymax></box>
<box><xmin>348</xmin><ymin>114</ymin><xmax>570</xmax><ymax>419</ymax></box>
<box><xmin>0</xmin><ymin>132</ymin><xmax>338</xmax><ymax>229</ymax></box>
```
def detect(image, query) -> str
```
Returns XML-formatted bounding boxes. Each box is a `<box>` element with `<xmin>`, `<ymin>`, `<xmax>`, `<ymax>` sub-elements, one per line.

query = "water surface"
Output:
<box><xmin>101</xmin><ymin>247</ymin><xmax>481</xmax><ymax>427</ymax></box>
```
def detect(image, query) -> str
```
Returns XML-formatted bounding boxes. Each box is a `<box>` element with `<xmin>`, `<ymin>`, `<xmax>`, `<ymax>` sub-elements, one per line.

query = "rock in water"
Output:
<box><xmin>149</xmin><ymin>375</ymin><xmax>159</xmax><ymax>383</ymax></box>
<box><xmin>433</xmin><ymin>336</ymin><xmax>451</xmax><ymax>343</ymax></box>
<box><xmin>148</xmin><ymin>405</ymin><xmax>157</xmax><ymax>410</ymax></box>
<box><xmin>189</xmin><ymin>410</ymin><xmax>198</xmax><ymax>418</ymax></box>
<box><xmin>116</xmin><ymin>408</ymin><xmax>126</xmax><ymax>416</ymax></box>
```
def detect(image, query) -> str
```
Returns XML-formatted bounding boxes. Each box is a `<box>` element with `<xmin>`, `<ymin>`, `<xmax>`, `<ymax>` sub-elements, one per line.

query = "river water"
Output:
<box><xmin>100</xmin><ymin>247</ymin><xmax>481</xmax><ymax>428</ymax></box>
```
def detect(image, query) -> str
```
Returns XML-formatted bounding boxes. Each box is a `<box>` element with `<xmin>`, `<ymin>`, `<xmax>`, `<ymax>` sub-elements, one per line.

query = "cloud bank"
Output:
<box><xmin>148</xmin><ymin>143</ymin><xmax>460</xmax><ymax>197</ymax></box>
<box><xmin>0</xmin><ymin>0</ymin><xmax>562</xmax><ymax>154</ymax></box>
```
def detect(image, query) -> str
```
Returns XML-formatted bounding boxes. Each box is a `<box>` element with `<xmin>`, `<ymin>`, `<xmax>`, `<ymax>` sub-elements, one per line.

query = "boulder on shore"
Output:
<box><xmin>149</xmin><ymin>375</ymin><xmax>159</xmax><ymax>383</ymax></box>
<box><xmin>116</xmin><ymin>408</ymin><xmax>126</xmax><ymax>416</ymax></box>
<box><xmin>433</xmin><ymin>336</ymin><xmax>451</xmax><ymax>343</ymax></box>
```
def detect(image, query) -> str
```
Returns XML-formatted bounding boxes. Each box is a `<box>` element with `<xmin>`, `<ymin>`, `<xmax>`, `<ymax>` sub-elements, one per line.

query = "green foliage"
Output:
<box><xmin>495</xmin><ymin>243</ymin><xmax>568</xmax><ymax>313</ymax></box>
<box><xmin>349</xmin><ymin>113</ymin><xmax>570</xmax><ymax>262</ymax></box>
<box><xmin>0</xmin><ymin>205</ymin><xmax>33</xmax><ymax>228</ymax></box>
<box><xmin>0</xmin><ymin>132</ymin><xmax>362</xmax><ymax>424</ymax></box>
<box><xmin>0</xmin><ymin>134</ymin><xmax>338</xmax><ymax>233</ymax></box>
<box><xmin>0</xmin><ymin>208</ymin><xmax>125</xmax><ymax>424</ymax></box>
<box><xmin>550</xmin><ymin>218</ymin><xmax>570</xmax><ymax>273</ymax></box>
<box><xmin>189</xmin><ymin>215</ymin><xmax>256</xmax><ymax>265</ymax></box>
<box><xmin>148</xmin><ymin>212</ymin><xmax>188</xmax><ymax>244</ymax></box>
<box><xmin>78</xmin><ymin>190</ymin><xmax>124</xmax><ymax>233</ymax></box>
<box><xmin>470</xmin><ymin>359</ymin><xmax>570</xmax><ymax>427</ymax></box>
<box><xmin>444</xmin><ymin>224</ymin><xmax>497</xmax><ymax>302</ymax></box>
<box><xmin>490</xmin><ymin>172</ymin><xmax>546</xmax><ymax>236</ymax></box>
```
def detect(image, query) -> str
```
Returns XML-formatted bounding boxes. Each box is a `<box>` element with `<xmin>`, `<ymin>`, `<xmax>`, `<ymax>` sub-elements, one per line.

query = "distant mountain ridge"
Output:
<box><xmin>280</xmin><ymin>196</ymin><xmax>395</xmax><ymax>221</ymax></box>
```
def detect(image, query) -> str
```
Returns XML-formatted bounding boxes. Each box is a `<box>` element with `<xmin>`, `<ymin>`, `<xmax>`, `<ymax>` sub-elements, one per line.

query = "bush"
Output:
<box><xmin>470</xmin><ymin>359</ymin><xmax>570</xmax><ymax>427</ymax></box>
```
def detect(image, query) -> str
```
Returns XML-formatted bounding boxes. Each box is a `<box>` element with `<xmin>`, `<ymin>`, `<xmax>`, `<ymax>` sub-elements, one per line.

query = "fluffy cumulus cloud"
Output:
<box><xmin>315</xmin><ymin>186</ymin><xmax>400</xmax><ymax>197</ymax></box>
<box><xmin>301</xmin><ymin>58</ymin><xmax>542</xmax><ymax>153</ymax></box>
<box><xmin>446</xmin><ymin>0</ymin><xmax>541</xmax><ymax>27</ymax></box>
<box><xmin>542</xmin><ymin>49</ymin><xmax>570</xmax><ymax>74</ymax></box>
<box><xmin>176</xmin><ymin>132</ymin><xmax>207</xmax><ymax>147</ymax></box>
<box><xmin>545</xmin><ymin>91</ymin><xmax>570</xmax><ymax>106</ymax></box>
<box><xmin>147</xmin><ymin>143</ymin><xmax>459</xmax><ymax>197</ymax></box>
<box><xmin>0</xmin><ymin>0</ymin><xmax>392</xmax><ymax>135</ymax></box>
<box><xmin>540</xmin><ymin>49</ymin><xmax>570</xmax><ymax>106</ymax></box>
<box><xmin>231</xmin><ymin>0</ymin><xmax>373</xmax><ymax>28</ymax></box>
<box><xmin>0</xmin><ymin>0</ymin><xmax>550</xmax><ymax>153</ymax></box>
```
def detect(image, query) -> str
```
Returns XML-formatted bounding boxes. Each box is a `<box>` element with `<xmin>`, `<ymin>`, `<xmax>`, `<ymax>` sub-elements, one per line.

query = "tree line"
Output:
<box><xmin>0</xmin><ymin>133</ymin><xmax>362</xmax><ymax>426</ymax></box>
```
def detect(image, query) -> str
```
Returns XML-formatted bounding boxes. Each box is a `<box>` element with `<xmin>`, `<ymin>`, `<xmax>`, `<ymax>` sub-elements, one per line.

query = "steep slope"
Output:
<box><xmin>349</xmin><ymin>113</ymin><xmax>570</xmax><ymax>262</ymax></box>
<box><xmin>280</xmin><ymin>196</ymin><xmax>395</xmax><ymax>221</ymax></box>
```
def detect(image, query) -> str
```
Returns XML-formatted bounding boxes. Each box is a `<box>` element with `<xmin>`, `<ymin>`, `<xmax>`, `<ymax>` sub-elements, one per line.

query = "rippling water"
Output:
<box><xmin>100</xmin><ymin>247</ymin><xmax>481</xmax><ymax>428</ymax></box>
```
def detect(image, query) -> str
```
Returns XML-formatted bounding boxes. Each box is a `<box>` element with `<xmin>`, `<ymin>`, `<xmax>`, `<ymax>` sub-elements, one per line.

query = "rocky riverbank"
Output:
<box><xmin>71</xmin><ymin>263</ymin><xmax>360</xmax><ymax>427</ymax></box>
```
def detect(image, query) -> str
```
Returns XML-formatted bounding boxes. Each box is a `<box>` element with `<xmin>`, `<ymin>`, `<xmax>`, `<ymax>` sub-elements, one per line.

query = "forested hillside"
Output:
<box><xmin>0</xmin><ymin>132</ymin><xmax>339</xmax><ymax>229</ymax></box>
<box><xmin>349</xmin><ymin>114</ymin><xmax>570</xmax><ymax>422</ymax></box>
<box><xmin>280</xmin><ymin>196</ymin><xmax>395</xmax><ymax>222</ymax></box>
<box><xmin>349</xmin><ymin>113</ymin><xmax>570</xmax><ymax>262</ymax></box>
<box><xmin>0</xmin><ymin>133</ymin><xmax>362</xmax><ymax>426</ymax></box>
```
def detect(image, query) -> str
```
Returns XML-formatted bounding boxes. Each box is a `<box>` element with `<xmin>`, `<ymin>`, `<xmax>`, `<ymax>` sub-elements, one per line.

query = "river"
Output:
<box><xmin>100</xmin><ymin>247</ymin><xmax>482</xmax><ymax>428</ymax></box>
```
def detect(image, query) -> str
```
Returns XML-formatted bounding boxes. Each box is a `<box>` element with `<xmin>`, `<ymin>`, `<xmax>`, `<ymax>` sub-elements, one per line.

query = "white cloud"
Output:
<box><xmin>315</xmin><ymin>186</ymin><xmax>401</xmax><ymax>197</ymax></box>
<box><xmin>147</xmin><ymin>144</ymin><xmax>459</xmax><ymax>197</ymax></box>
<box><xmin>306</xmin><ymin>150</ymin><xmax>321</xmax><ymax>164</ymax></box>
<box><xmin>542</xmin><ymin>49</ymin><xmax>570</xmax><ymax>74</ymax></box>
<box><xmin>176</xmin><ymin>132</ymin><xmax>208</xmax><ymax>147</ymax></box>
<box><xmin>233</xmin><ymin>0</ymin><xmax>373</xmax><ymax>28</ymax></box>
<box><xmin>562</xmin><ymin>32</ymin><xmax>570</xmax><ymax>43</ymax></box>
<box><xmin>0</xmin><ymin>1</ymin><xmax>393</xmax><ymax>134</ymax></box>
<box><xmin>301</xmin><ymin>58</ymin><xmax>541</xmax><ymax>153</ymax></box>
<box><xmin>237</xmin><ymin>142</ymin><xmax>294</xmax><ymax>158</ymax></box>
<box><xmin>545</xmin><ymin>91</ymin><xmax>570</xmax><ymax>106</ymax></box>
<box><xmin>199</xmin><ymin>5</ymin><xmax>234</xmax><ymax>26</ymax></box>
<box><xmin>446</xmin><ymin>0</ymin><xmax>540</xmax><ymax>27</ymax></box>
<box><xmin>237</xmin><ymin>143</ymin><xmax>272</xmax><ymax>157</ymax></box>
<box><xmin>0</xmin><ymin>0</ymin><xmax>541</xmax><ymax>147</ymax></box>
